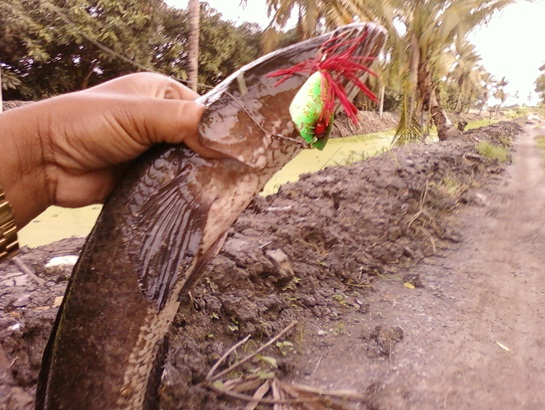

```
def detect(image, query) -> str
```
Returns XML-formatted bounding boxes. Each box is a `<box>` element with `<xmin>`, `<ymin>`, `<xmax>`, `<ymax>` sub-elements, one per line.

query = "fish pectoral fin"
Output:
<box><xmin>130</xmin><ymin>167</ymin><xmax>213</xmax><ymax>311</ymax></box>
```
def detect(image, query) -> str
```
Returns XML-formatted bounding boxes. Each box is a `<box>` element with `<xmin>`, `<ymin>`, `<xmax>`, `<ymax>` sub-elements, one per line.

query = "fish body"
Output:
<box><xmin>36</xmin><ymin>23</ymin><xmax>386</xmax><ymax>410</ymax></box>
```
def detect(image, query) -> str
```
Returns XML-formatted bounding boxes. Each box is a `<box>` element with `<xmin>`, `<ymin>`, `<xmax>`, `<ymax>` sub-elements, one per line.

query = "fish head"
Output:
<box><xmin>196</xmin><ymin>22</ymin><xmax>387</xmax><ymax>168</ymax></box>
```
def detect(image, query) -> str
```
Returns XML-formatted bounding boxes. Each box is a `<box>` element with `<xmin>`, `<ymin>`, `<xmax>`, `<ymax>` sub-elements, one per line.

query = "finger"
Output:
<box><xmin>86</xmin><ymin>73</ymin><xmax>199</xmax><ymax>101</ymax></box>
<box><xmin>129</xmin><ymin>99</ymin><xmax>225</xmax><ymax>159</ymax></box>
<box><xmin>52</xmin><ymin>168</ymin><xmax>119</xmax><ymax>207</ymax></box>
<box><xmin>163</xmin><ymin>77</ymin><xmax>200</xmax><ymax>101</ymax></box>
<box><xmin>136</xmin><ymin>99</ymin><xmax>205</xmax><ymax>144</ymax></box>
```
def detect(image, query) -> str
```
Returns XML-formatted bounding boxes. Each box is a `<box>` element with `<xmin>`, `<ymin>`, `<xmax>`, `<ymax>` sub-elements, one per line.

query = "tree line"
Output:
<box><xmin>0</xmin><ymin>0</ymin><xmax>265</xmax><ymax>100</ymax></box>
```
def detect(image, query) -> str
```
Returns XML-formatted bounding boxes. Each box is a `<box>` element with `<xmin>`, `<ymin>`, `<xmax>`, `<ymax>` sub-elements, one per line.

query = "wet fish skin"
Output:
<box><xmin>36</xmin><ymin>23</ymin><xmax>386</xmax><ymax>410</ymax></box>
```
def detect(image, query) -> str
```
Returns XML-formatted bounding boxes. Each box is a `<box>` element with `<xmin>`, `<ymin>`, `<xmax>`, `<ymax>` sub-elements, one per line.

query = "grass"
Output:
<box><xmin>466</xmin><ymin>118</ymin><xmax>498</xmax><ymax>130</ymax></box>
<box><xmin>441</xmin><ymin>176</ymin><xmax>466</xmax><ymax>198</ymax></box>
<box><xmin>535</xmin><ymin>134</ymin><xmax>545</xmax><ymax>150</ymax></box>
<box><xmin>534</xmin><ymin>134</ymin><xmax>545</xmax><ymax>163</ymax></box>
<box><xmin>476</xmin><ymin>141</ymin><xmax>510</xmax><ymax>163</ymax></box>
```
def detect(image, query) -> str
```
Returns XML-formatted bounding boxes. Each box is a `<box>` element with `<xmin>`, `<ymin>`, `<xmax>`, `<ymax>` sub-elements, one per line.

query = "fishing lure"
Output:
<box><xmin>268</xmin><ymin>30</ymin><xmax>379</xmax><ymax>150</ymax></box>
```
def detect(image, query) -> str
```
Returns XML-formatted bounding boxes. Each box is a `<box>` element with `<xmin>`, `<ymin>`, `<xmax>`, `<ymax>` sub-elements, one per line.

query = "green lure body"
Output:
<box><xmin>289</xmin><ymin>71</ymin><xmax>333</xmax><ymax>150</ymax></box>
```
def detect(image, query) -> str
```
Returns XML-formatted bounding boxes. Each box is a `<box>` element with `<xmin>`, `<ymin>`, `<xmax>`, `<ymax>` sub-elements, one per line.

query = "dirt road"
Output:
<box><xmin>359</xmin><ymin>122</ymin><xmax>545</xmax><ymax>409</ymax></box>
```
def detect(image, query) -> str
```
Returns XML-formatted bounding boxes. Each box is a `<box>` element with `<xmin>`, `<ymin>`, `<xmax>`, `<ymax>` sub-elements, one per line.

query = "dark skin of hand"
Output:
<box><xmin>0</xmin><ymin>73</ymin><xmax>221</xmax><ymax>229</ymax></box>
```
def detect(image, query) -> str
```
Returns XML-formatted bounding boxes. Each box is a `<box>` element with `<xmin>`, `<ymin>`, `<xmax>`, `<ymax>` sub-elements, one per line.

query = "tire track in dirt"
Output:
<box><xmin>371</xmin><ymin>123</ymin><xmax>545</xmax><ymax>409</ymax></box>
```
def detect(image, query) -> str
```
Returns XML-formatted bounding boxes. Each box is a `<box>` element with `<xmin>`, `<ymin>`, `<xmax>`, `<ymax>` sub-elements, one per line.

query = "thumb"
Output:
<box><xmin>137</xmin><ymin>99</ymin><xmax>206</xmax><ymax>145</ymax></box>
<box><xmin>128</xmin><ymin>98</ymin><xmax>225</xmax><ymax>159</ymax></box>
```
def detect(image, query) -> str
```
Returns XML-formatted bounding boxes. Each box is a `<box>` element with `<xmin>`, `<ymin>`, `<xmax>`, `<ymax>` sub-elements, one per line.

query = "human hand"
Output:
<box><xmin>0</xmin><ymin>72</ymin><xmax>215</xmax><ymax>229</ymax></box>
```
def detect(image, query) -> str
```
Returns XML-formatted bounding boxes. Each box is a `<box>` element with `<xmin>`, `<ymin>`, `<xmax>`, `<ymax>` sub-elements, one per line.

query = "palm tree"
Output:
<box><xmin>461</xmin><ymin>65</ymin><xmax>490</xmax><ymax>114</ymax></box>
<box><xmin>448</xmin><ymin>42</ymin><xmax>482</xmax><ymax>113</ymax></box>
<box><xmin>475</xmin><ymin>70</ymin><xmax>494</xmax><ymax>115</ymax></box>
<box><xmin>358</xmin><ymin>0</ymin><xmax>514</xmax><ymax>141</ymax></box>
<box><xmin>494</xmin><ymin>76</ymin><xmax>509</xmax><ymax>114</ymax></box>
<box><xmin>260</xmin><ymin>0</ymin><xmax>356</xmax><ymax>51</ymax></box>
<box><xmin>187</xmin><ymin>0</ymin><xmax>200</xmax><ymax>91</ymax></box>
<box><xmin>262</xmin><ymin>0</ymin><xmax>514</xmax><ymax>140</ymax></box>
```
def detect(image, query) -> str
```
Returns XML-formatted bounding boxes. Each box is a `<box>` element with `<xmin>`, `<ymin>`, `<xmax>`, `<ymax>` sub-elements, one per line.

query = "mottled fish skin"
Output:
<box><xmin>36</xmin><ymin>23</ymin><xmax>386</xmax><ymax>410</ymax></box>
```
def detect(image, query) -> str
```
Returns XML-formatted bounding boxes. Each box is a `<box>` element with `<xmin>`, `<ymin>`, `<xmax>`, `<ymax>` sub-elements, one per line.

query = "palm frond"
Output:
<box><xmin>392</xmin><ymin>91</ymin><xmax>423</xmax><ymax>146</ymax></box>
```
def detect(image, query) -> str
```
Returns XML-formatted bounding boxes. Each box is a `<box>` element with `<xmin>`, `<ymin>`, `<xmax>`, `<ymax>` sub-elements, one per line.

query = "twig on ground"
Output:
<box><xmin>12</xmin><ymin>257</ymin><xmax>44</xmax><ymax>285</ymax></box>
<box><xmin>206</xmin><ymin>380</ymin><xmax>321</xmax><ymax>406</ymax></box>
<box><xmin>204</xmin><ymin>320</ymin><xmax>366</xmax><ymax>409</ymax></box>
<box><xmin>285</xmin><ymin>382</ymin><xmax>366</xmax><ymax>401</ymax></box>
<box><xmin>407</xmin><ymin>181</ymin><xmax>429</xmax><ymax>228</ymax></box>
<box><xmin>245</xmin><ymin>380</ymin><xmax>271</xmax><ymax>410</ymax></box>
<box><xmin>207</xmin><ymin>321</ymin><xmax>298</xmax><ymax>382</ymax></box>
<box><xmin>206</xmin><ymin>334</ymin><xmax>251</xmax><ymax>380</ymax></box>
<box><xmin>311</xmin><ymin>356</ymin><xmax>323</xmax><ymax>377</ymax></box>
<box><xmin>416</xmin><ymin>226</ymin><xmax>437</xmax><ymax>253</ymax></box>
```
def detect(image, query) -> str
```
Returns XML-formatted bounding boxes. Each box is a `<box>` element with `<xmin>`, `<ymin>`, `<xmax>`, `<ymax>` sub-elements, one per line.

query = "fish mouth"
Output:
<box><xmin>323</xmin><ymin>22</ymin><xmax>386</xmax><ymax>57</ymax></box>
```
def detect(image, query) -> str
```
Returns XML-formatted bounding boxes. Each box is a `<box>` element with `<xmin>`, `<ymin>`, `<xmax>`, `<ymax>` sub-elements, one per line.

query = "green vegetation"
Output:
<box><xmin>440</xmin><ymin>176</ymin><xmax>469</xmax><ymax>199</ymax></box>
<box><xmin>275</xmin><ymin>341</ymin><xmax>294</xmax><ymax>356</ymax></box>
<box><xmin>476</xmin><ymin>141</ymin><xmax>510</xmax><ymax>163</ymax></box>
<box><xmin>1</xmin><ymin>0</ymin><xmax>262</xmax><ymax>99</ymax></box>
<box><xmin>504</xmin><ymin>106</ymin><xmax>529</xmax><ymax>119</ymax></box>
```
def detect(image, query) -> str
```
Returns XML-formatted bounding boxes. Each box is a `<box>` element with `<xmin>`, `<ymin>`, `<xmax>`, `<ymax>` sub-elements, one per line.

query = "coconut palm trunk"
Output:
<box><xmin>417</xmin><ymin>61</ymin><xmax>452</xmax><ymax>141</ymax></box>
<box><xmin>187</xmin><ymin>0</ymin><xmax>199</xmax><ymax>92</ymax></box>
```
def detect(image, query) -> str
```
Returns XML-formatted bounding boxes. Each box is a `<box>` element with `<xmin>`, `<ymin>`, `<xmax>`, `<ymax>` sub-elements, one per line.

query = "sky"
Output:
<box><xmin>468</xmin><ymin>1</ymin><xmax>545</xmax><ymax>106</ymax></box>
<box><xmin>167</xmin><ymin>0</ymin><xmax>545</xmax><ymax>106</ymax></box>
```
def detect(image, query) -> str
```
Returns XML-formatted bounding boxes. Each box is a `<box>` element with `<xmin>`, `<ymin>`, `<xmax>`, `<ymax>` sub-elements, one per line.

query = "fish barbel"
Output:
<box><xmin>36</xmin><ymin>22</ymin><xmax>386</xmax><ymax>409</ymax></box>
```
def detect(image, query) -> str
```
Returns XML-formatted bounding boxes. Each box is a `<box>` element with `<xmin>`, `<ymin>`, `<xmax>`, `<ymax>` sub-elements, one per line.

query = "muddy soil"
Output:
<box><xmin>0</xmin><ymin>118</ymin><xmax>535</xmax><ymax>409</ymax></box>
